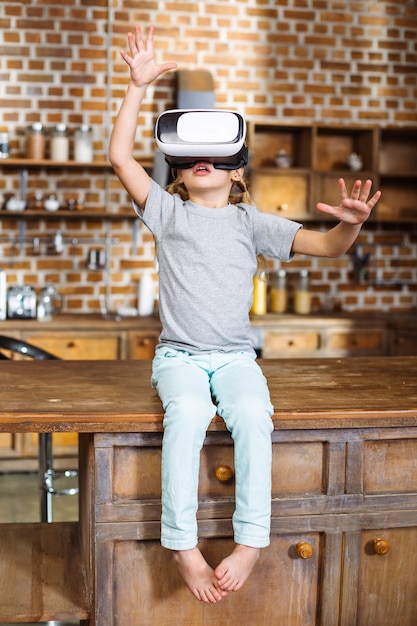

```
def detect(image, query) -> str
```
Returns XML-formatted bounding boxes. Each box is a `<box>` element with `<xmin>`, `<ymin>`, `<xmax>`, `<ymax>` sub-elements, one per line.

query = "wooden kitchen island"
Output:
<box><xmin>1</xmin><ymin>357</ymin><xmax>417</xmax><ymax>626</ymax></box>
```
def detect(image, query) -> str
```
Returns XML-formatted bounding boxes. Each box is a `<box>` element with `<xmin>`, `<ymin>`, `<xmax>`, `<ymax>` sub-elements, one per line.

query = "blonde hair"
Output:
<box><xmin>166</xmin><ymin>173</ymin><xmax>254</xmax><ymax>205</ymax></box>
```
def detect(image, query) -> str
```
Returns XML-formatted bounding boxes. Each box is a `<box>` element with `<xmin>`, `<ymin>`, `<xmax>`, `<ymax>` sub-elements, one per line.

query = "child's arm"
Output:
<box><xmin>109</xmin><ymin>26</ymin><xmax>177</xmax><ymax>209</ymax></box>
<box><xmin>292</xmin><ymin>178</ymin><xmax>381</xmax><ymax>257</ymax></box>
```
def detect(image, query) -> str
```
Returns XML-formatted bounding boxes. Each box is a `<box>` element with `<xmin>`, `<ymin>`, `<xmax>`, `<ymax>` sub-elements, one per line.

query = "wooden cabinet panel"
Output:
<box><xmin>272</xmin><ymin>441</ymin><xmax>325</xmax><ymax>496</ymax></box>
<box><xmin>363</xmin><ymin>439</ymin><xmax>417</xmax><ymax>494</ymax></box>
<box><xmin>389</xmin><ymin>329</ymin><xmax>417</xmax><ymax>356</ymax></box>
<box><xmin>127</xmin><ymin>331</ymin><xmax>159</xmax><ymax>359</ymax></box>
<box><xmin>259</xmin><ymin>318</ymin><xmax>389</xmax><ymax>358</ymax></box>
<box><xmin>96</xmin><ymin>435</ymin><xmax>325</xmax><ymax>522</ymax></box>
<box><xmin>24</xmin><ymin>333</ymin><xmax>121</xmax><ymax>360</ymax></box>
<box><xmin>327</xmin><ymin>329</ymin><xmax>385</xmax><ymax>354</ymax></box>
<box><xmin>263</xmin><ymin>329</ymin><xmax>320</xmax><ymax>356</ymax></box>
<box><xmin>97</xmin><ymin>533</ymin><xmax>321</xmax><ymax>626</ymax></box>
<box><xmin>356</xmin><ymin>527</ymin><xmax>417</xmax><ymax>626</ymax></box>
<box><xmin>250</xmin><ymin>171</ymin><xmax>310</xmax><ymax>219</ymax></box>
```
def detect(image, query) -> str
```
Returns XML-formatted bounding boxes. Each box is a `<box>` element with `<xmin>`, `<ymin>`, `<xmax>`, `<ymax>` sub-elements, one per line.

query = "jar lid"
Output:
<box><xmin>76</xmin><ymin>124</ymin><xmax>92</xmax><ymax>133</ymax></box>
<box><xmin>53</xmin><ymin>123</ymin><xmax>67</xmax><ymax>133</ymax></box>
<box><xmin>29</xmin><ymin>122</ymin><xmax>44</xmax><ymax>132</ymax></box>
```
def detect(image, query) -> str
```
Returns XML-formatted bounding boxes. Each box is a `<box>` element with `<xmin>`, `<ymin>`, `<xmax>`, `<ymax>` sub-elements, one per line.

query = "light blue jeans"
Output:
<box><xmin>151</xmin><ymin>347</ymin><xmax>274</xmax><ymax>551</ymax></box>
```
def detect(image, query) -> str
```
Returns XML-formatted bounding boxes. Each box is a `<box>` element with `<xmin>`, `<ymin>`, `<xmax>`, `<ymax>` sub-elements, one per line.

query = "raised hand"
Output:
<box><xmin>119</xmin><ymin>25</ymin><xmax>177</xmax><ymax>88</ymax></box>
<box><xmin>316</xmin><ymin>178</ymin><xmax>381</xmax><ymax>224</ymax></box>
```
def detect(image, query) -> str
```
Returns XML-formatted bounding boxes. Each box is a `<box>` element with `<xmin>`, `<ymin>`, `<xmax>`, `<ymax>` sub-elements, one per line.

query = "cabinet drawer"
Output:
<box><xmin>128</xmin><ymin>331</ymin><xmax>159</xmax><ymax>359</ymax></box>
<box><xmin>327</xmin><ymin>329</ymin><xmax>385</xmax><ymax>354</ymax></box>
<box><xmin>250</xmin><ymin>172</ymin><xmax>309</xmax><ymax>219</ymax></box>
<box><xmin>263</xmin><ymin>329</ymin><xmax>320</xmax><ymax>356</ymax></box>
<box><xmin>96</xmin><ymin>436</ymin><xmax>325</xmax><ymax>523</ymax></box>
<box><xmin>363</xmin><ymin>439</ymin><xmax>417</xmax><ymax>494</ymax></box>
<box><xmin>25</xmin><ymin>333</ymin><xmax>121</xmax><ymax>360</ymax></box>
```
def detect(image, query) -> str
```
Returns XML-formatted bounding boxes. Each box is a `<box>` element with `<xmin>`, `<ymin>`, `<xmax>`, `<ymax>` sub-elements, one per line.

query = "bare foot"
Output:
<box><xmin>214</xmin><ymin>544</ymin><xmax>260</xmax><ymax>592</ymax></box>
<box><xmin>173</xmin><ymin>547</ymin><xmax>228</xmax><ymax>603</ymax></box>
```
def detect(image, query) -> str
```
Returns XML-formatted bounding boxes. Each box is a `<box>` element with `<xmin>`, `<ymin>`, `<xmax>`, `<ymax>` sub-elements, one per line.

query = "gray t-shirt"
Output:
<box><xmin>134</xmin><ymin>180</ymin><xmax>301</xmax><ymax>354</ymax></box>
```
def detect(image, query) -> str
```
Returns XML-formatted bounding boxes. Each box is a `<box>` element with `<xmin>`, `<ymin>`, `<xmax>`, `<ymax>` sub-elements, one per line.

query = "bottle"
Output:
<box><xmin>74</xmin><ymin>124</ymin><xmax>93</xmax><ymax>162</ymax></box>
<box><xmin>137</xmin><ymin>273</ymin><xmax>155</xmax><ymax>316</ymax></box>
<box><xmin>26</xmin><ymin>123</ymin><xmax>45</xmax><ymax>160</ymax></box>
<box><xmin>251</xmin><ymin>272</ymin><xmax>267</xmax><ymax>315</ymax></box>
<box><xmin>50</xmin><ymin>123</ymin><xmax>69</xmax><ymax>161</ymax></box>
<box><xmin>269</xmin><ymin>269</ymin><xmax>287</xmax><ymax>314</ymax></box>
<box><xmin>0</xmin><ymin>126</ymin><xmax>9</xmax><ymax>159</ymax></box>
<box><xmin>0</xmin><ymin>269</ymin><xmax>6</xmax><ymax>320</ymax></box>
<box><xmin>294</xmin><ymin>270</ymin><xmax>311</xmax><ymax>315</ymax></box>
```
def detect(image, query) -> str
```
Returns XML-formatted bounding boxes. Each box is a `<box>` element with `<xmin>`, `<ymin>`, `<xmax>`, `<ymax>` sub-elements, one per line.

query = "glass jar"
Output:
<box><xmin>74</xmin><ymin>124</ymin><xmax>93</xmax><ymax>162</ymax></box>
<box><xmin>26</xmin><ymin>123</ymin><xmax>45</xmax><ymax>160</ymax></box>
<box><xmin>0</xmin><ymin>126</ymin><xmax>9</xmax><ymax>159</ymax></box>
<box><xmin>251</xmin><ymin>272</ymin><xmax>267</xmax><ymax>315</ymax></box>
<box><xmin>294</xmin><ymin>269</ymin><xmax>311</xmax><ymax>315</ymax></box>
<box><xmin>50</xmin><ymin>123</ymin><xmax>69</xmax><ymax>161</ymax></box>
<box><xmin>269</xmin><ymin>269</ymin><xmax>287</xmax><ymax>313</ymax></box>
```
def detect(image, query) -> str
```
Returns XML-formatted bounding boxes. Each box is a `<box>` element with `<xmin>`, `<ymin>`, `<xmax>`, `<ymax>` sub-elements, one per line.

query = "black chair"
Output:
<box><xmin>0</xmin><ymin>334</ymin><xmax>78</xmax><ymax>522</ymax></box>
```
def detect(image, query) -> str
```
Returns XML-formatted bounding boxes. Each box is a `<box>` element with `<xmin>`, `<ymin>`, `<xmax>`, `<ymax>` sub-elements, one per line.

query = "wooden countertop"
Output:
<box><xmin>1</xmin><ymin>357</ymin><xmax>416</xmax><ymax>432</ymax></box>
<box><xmin>1</xmin><ymin>311</ymin><xmax>415</xmax><ymax>331</ymax></box>
<box><xmin>0</xmin><ymin>313</ymin><xmax>161</xmax><ymax>331</ymax></box>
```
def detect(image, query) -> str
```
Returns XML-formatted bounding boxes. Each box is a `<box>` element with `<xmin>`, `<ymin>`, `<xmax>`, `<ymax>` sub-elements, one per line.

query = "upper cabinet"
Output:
<box><xmin>247</xmin><ymin>122</ymin><xmax>417</xmax><ymax>222</ymax></box>
<box><xmin>377</xmin><ymin>128</ymin><xmax>417</xmax><ymax>222</ymax></box>
<box><xmin>247</xmin><ymin>122</ymin><xmax>313</xmax><ymax>221</ymax></box>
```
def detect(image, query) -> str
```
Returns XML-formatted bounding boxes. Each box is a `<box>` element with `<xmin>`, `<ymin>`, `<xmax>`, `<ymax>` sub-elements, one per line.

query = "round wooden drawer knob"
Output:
<box><xmin>296</xmin><ymin>541</ymin><xmax>314</xmax><ymax>559</ymax></box>
<box><xmin>215</xmin><ymin>464</ymin><xmax>234</xmax><ymax>482</ymax></box>
<box><xmin>373</xmin><ymin>538</ymin><xmax>390</xmax><ymax>555</ymax></box>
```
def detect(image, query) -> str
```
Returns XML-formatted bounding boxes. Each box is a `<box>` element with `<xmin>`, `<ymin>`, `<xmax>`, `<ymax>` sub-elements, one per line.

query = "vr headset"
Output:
<box><xmin>154</xmin><ymin>109</ymin><xmax>248</xmax><ymax>170</ymax></box>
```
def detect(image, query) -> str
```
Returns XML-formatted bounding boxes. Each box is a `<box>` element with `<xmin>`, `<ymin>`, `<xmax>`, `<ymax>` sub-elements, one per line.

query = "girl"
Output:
<box><xmin>109</xmin><ymin>25</ymin><xmax>381</xmax><ymax>605</ymax></box>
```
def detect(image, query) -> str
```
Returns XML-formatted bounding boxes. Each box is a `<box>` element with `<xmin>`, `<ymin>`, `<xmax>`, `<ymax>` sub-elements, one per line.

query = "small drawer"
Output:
<box><xmin>110</xmin><ymin>443</ymin><xmax>237</xmax><ymax>502</ymax></box>
<box><xmin>328</xmin><ymin>330</ymin><xmax>384</xmax><ymax>354</ymax></box>
<box><xmin>363</xmin><ymin>439</ymin><xmax>417</xmax><ymax>494</ymax></box>
<box><xmin>108</xmin><ymin>439</ymin><xmax>326</xmax><ymax>503</ymax></box>
<box><xmin>263</xmin><ymin>330</ymin><xmax>320</xmax><ymax>356</ymax></box>
<box><xmin>272</xmin><ymin>442</ymin><xmax>325</xmax><ymax>496</ymax></box>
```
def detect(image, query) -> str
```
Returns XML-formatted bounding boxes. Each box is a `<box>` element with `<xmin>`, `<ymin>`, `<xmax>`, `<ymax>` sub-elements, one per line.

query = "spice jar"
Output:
<box><xmin>74</xmin><ymin>124</ymin><xmax>93</xmax><ymax>162</ymax></box>
<box><xmin>26</xmin><ymin>123</ymin><xmax>45</xmax><ymax>160</ymax></box>
<box><xmin>50</xmin><ymin>123</ymin><xmax>69</xmax><ymax>161</ymax></box>
<box><xmin>0</xmin><ymin>126</ymin><xmax>9</xmax><ymax>159</ymax></box>
<box><xmin>269</xmin><ymin>269</ymin><xmax>287</xmax><ymax>314</ymax></box>
<box><xmin>294</xmin><ymin>270</ymin><xmax>311</xmax><ymax>315</ymax></box>
<box><xmin>251</xmin><ymin>272</ymin><xmax>267</xmax><ymax>315</ymax></box>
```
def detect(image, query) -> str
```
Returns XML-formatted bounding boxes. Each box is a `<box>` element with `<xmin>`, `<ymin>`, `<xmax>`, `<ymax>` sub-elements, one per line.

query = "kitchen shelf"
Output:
<box><xmin>0</xmin><ymin>157</ymin><xmax>153</xmax><ymax>169</ymax></box>
<box><xmin>0</xmin><ymin>157</ymin><xmax>153</xmax><ymax>222</ymax></box>
<box><xmin>247</xmin><ymin>122</ymin><xmax>417</xmax><ymax>222</ymax></box>
<box><xmin>0</xmin><ymin>209</ymin><xmax>136</xmax><ymax>220</ymax></box>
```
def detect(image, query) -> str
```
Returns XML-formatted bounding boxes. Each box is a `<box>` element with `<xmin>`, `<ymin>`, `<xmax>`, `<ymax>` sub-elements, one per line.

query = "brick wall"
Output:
<box><xmin>0</xmin><ymin>0</ymin><xmax>416</xmax><ymax>314</ymax></box>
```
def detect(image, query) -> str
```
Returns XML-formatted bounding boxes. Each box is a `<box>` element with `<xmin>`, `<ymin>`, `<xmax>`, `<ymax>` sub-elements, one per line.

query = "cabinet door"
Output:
<box><xmin>250</xmin><ymin>170</ymin><xmax>311</xmax><ymax>219</ymax></box>
<box><xmin>358</xmin><ymin>527</ymin><xmax>417</xmax><ymax>626</ymax></box>
<box><xmin>389</xmin><ymin>329</ymin><xmax>417</xmax><ymax>356</ymax></box>
<box><xmin>24</xmin><ymin>332</ymin><xmax>121</xmax><ymax>360</ymax></box>
<box><xmin>127</xmin><ymin>331</ymin><xmax>159</xmax><ymax>359</ymax></box>
<box><xmin>95</xmin><ymin>531</ymin><xmax>322</xmax><ymax>626</ymax></box>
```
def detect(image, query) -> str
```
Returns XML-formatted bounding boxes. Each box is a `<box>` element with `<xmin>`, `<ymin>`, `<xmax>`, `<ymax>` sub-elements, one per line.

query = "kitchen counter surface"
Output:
<box><xmin>1</xmin><ymin>310</ymin><xmax>415</xmax><ymax>331</ymax></box>
<box><xmin>1</xmin><ymin>356</ymin><xmax>416</xmax><ymax>432</ymax></box>
<box><xmin>0</xmin><ymin>312</ymin><xmax>161</xmax><ymax>330</ymax></box>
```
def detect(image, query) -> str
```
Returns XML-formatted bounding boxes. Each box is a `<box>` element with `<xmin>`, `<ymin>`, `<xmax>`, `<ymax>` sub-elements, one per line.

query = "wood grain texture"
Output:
<box><xmin>0</xmin><ymin>356</ymin><xmax>416</xmax><ymax>432</ymax></box>
<box><xmin>0</xmin><ymin>522</ymin><xmax>88</xmax><ymax>622</ymax></box>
